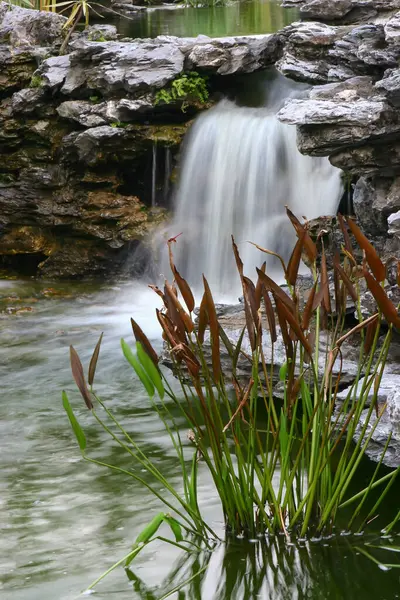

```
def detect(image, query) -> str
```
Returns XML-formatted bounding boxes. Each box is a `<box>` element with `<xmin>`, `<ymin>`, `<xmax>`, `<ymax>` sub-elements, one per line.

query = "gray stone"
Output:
<box><xmin>11</xmin><ymin>87</ymin><xmax>47</xmax><ymax>115</ymax></box>
<box><xmin>385</xmin><ymin>11</ymin><xmax>400</xmax><ymax>45</ymax></box>
<box><xmin>353</xmin><ymin>176</ymin><xmax>400</xmax><ymax>237</ymax></box>
<box><xmin>376</xmin><ymin>68</ymin><xmax>400</xmax><ymax>107</ymax></box>
<box><xmin>37</xmin><ymin>55</ymin><xmax>71</xmax><ymax>90</ymax></box>
<box><xmin>61</xmin><ymin>38</ymin><xmax>185</xmax><ymax>96</ymax></box>
<box><xmin>278</xmin><ymin>20</ymin><xmax>400</xmax><ymax>84</ymax></box>
<box><xmin>278</xmin><ymin>97</ymin><xmax>386</xmax><ymax>126</ymax></box>
<box><xmin>57</xmin><ymin>96</ymin><xmax>154</xmax><ymax>126</ymax></box>
<box><xmin>299</xmin><ymin>0</ymin><xmax>353</xmax><ymax>20</ymax></box>
<box><xmin>354</xmin><ymin>388</ymin><xmax>400</xmax><ymax>468</ymax></box>
<box><xmin>388</xmin><ymin>210</ymin><xmax>400</xmax><ymax>237</ymax></box>
<box><xmin>186</xmin><ymin>34</ymin><xmax>281</xmax><ymax>75</ymax></box>
<box><xmin>0</xmin><ymin>2</ymin><xmax>65</xmax><ymax>47</ymax></box>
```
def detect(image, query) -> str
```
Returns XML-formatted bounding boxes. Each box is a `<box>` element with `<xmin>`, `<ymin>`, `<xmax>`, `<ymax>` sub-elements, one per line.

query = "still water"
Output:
<box><xmin>114</xmin><ymin>0</ymin><xmax>298</xmax><ymax>39</ymax></box>
<box><xmin>1</xmin><ymin>279</ymin><xmax>400</xmax><ymax>599</ymax></box>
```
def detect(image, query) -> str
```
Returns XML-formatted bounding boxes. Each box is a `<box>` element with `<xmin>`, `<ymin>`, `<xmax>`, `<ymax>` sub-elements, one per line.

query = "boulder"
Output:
<box><xmin>0</xmin><ymin>2</ymin><xmax>65</xmax><ymax>47</ymax></box>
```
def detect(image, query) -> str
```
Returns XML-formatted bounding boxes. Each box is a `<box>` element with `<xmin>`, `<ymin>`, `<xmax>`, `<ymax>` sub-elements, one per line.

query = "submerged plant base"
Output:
<box><xmin>63</xmin><ymin>210</ymin><xmax>400</xmax><ymax>590</ymax></box>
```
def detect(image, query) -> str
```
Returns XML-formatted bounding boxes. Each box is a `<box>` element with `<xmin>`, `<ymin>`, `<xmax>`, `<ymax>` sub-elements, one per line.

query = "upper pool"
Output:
<box><xmin>113</xmin><ymin>0</ymin><xmax>298</xmax><ymax>39</ymax></box>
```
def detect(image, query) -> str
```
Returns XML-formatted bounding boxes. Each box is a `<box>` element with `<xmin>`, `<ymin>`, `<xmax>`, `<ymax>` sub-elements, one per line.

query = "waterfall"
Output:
<box><xmin>162</xmin><ymin>81</ymin><xmax>343</xmax><ymax>299</ymax></box>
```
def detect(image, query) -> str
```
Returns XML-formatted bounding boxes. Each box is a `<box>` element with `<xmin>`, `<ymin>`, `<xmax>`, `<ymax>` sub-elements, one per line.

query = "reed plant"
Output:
<box><xmin>63</xmin><ymin>210</ymin><xmax>400</xmax><ymax>590</ymax></box>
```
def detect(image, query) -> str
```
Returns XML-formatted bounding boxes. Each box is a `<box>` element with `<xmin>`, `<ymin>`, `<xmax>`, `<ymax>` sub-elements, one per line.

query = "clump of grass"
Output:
<box><xmin>29</xmin><ymin>74</ymin><xmax>43</xmax><ymax>88</ymax></box>
<box><xmin>63</xmin><ymin>210</ymin><xmax>400</xmax><ymax>590</ymax></box>
<box><xmin>155</xmin><ymin>72</ymin><xmax>209</xmax><ymax>112</ymax></box>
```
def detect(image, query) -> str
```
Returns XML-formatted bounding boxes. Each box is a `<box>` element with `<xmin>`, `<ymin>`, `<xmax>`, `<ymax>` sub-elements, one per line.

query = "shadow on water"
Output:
<box><xmin>126</xmin><ymin>535</ymin><xmax>400</xmax><ymax>600</ymax></box>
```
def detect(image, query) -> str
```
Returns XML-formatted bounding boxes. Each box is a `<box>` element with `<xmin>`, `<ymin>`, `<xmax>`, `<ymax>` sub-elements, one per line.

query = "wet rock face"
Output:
<box><xmin>282</xmin><ymin>0</ymin><xmax>400</xmax><ymax>24</ymax></box>
<box><xmin>0</xmin><ymin>2</ymin><xmax>282</xmax><ymax>279</ymax></box>
<box><xmin>277</xmin><ymin>6</ymin><xmax>400</xmax><ymax>275</ymax></box>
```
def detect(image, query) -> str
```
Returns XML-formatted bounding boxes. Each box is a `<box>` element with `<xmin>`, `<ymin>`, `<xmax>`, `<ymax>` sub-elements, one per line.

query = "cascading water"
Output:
<box><xmin>163</xmin><ymin>76</ymin><xmax>343</xmax><ymax>299</ymax></box>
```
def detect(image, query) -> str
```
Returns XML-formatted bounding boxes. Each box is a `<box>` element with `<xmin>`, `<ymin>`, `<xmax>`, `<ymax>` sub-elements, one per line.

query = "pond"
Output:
<box><xmin>1</xmin><ymin>279</ymin><xmax>400</xmax><ymax>600</ymax></box>
<box><xmin>113</xmin><ymin>0</ymin><xmax>298</xmax><ymax>39</ymax></box>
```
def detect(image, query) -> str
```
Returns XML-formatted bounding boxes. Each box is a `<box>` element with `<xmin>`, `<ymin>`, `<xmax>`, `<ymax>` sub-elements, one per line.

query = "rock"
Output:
<box><xmin>0</xmin><ymin>2</ymin><xmax>65</xmax><ymax>47</ymax></box>
<box><xmin>376</xmin><ymin>68</ymin><xmax>400</xmax><ymax>107</ymax></box>
<box><xmin>282</xmin><ymin>1</ymin><xmax>400</xmax><ymax>24</ymax></box>
<box><xmin>37</xmin><ymin>55</ymin><xmax>71</xmax><ymax>90</ymax></box>
<box><xmin>186</xmin><ymin>34</ymin><xmax>281</xmax><ymax>75</ymax></box>
<box><xmin>56</xmin><ymin>96</ymin><xmax>154</xmax><ymax>127</ymax></box>
<box><xmin>299</xmin><ymin>0</ymin><xmax>353</xmax><ymax>21</ymax></box>
<box><xmin>62</xmin><ymin>38</ymin><xmax>186</xmax><ymax>96</ymax></box>
<box><xmin>279</xmin><ymin>97</ymin><xmax>386</xmax><ymax>126</ymax></box>
<box><xmin>355</xmin><ymin>389</ymin><xmax>400</xmax><ymax>468</ymax></box>
<box><xmin>337</xmin><ymin>373</ymin><xmax>400</xmax><ymax>467</ymax></box>
<box><xmin>278</xmin><ymin>77</ymin><xmax>400</xmax><ymax>159</ymax></box>
<box><xmin>388</xmin><ymin>210</ymin><xmax>400</xmax><ymax>237</ymax></box>
<box><xmin>384</xmin><ymin>11</ymin><xmax>400</xmax><ymax>45</ymax></box>
<box><xmin>353</xmin><ymin>176</ymin><xmax>400</xmax><ymax>237</ymax></box>
<box><xmin>277</xmin><ymin>21</ymin><xmax>400</xmax><ymax>84</ymax></box>
<box><xmin>10</xmin><ymin>87</ymin><xmax>46</xmax><ymax>116</ymax></box>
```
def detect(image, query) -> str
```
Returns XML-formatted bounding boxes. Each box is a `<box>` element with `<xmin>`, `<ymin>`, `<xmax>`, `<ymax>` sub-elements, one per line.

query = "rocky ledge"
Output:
<box><xmin>275</xmin><ymin>8</ymin><xmax>400</xmax><ymax>267</ymax></box>
<box><xmin>0</xmin><ymin>2</ymin><xmax>280</xmax><ymax>278</ymax></box>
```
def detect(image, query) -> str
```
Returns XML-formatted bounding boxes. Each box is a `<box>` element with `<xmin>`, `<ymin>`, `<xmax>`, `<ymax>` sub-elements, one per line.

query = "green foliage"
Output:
<box><xmin>110</xmin><ymin>121</ymin><xmax>128</xmax><ymax>128</ymax></box>
<box><xmin>63</xmin><ymin>213</ymin><xmax>400</xmax><ymax>590</ymax></box>
<box><xmin>29</xmin><ymin>74</ymin><xmax>43</xmax><ymax>88</ymax></box>
<box><xmin>155</xmin><ymin>72</ymin><xmax>209</xmax><ymax>112</ymax></box>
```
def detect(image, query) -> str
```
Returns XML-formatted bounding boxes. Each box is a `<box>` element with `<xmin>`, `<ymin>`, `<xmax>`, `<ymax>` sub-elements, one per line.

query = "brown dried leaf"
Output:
<box><xmin>286</xmin><ymin>206</ymin><xmax>317</xmax><ymax>264</ymax></box>
<box><xmin>223</xmin><ymin>379</ymin><xmax>254</xmax><ymax>432</ymax></box>
<box><xmin>364</xmin><ymin>270</ymin><xmax>400</xmax><ymax>329</ymax></box>
<box><xmin>203</xmin><ymin>276</ymin><xmax>221</xmax><ymax>382</ymax></box>
<box><xmin>275</xmin><ymin>297</ymin><xmax>312</xmax><ymax>356</ymax></box>
<box><xmin>197</xmin><ymin>292</ymin><xmax>209</xmax><ymax>344</ymax></box>
<box><xmin>365</xmin><ymin>317</ymin><xmax>380</xmax><ymax>354</ymax></box>
<box><xmin>173</xmin><ymin>268</ymin><xmax>195</xmax><ymax>313</ymax></box>
<box><xmin>131</xmin><ymin>318</ymin><xmax>159</xmax><ymax>365</ymax></box>
<box><xmin>304</xmin><ymin>330</ymin><xmax>315</xmax><ymax>364</ymax></box>
<box><xmin>301</xmin><ymin>280</ymin><xmax>318</xmax><ymax>331</ymax></box>
<box><xmin>256</xmin><ymin>268</ymin><xmax>296</xmax><ymax>313</ymax></box>
<box><xmin>232</xmin><ymin>235</ymin><xmax>244</xmax><ymax>278</ymax></box>
<box><xmin>165</xmin><ymin>282</ymin><xmax>193</xmax><ymax>337</ymax></box>
<box><xmin>321</xmin><ymin>246</ymin><xmax>332</xmax><ymax>314</ymax></box>
<box><xmin>171</xmin><ymin>343</ymin><xmax>201</xmax><ymax>378</ymax></box>
<box><xmin>255</xmin><ymin>261</ymin><xmax>266</xmax><ymax>308</ymax></box>
<box><xmin>156</xmin><ymin>309</ymin><xmax>179</xmax><ymax>349</ymax></box>
<box><xmin>333</xmin><ymin>251</ymin><xmax>342</xmax><ymax>315</ymax></box>
<box><xmin>287</xmin><ymin>229</ymin><xmax>305</xmax><ymax>286</ymax></box>
<box><xmin>347</xmin><ymin>217</ymin><xmax>386</xmax><ymax>282</ymax></box>
<box><xmin>88</xmin><ymin>332</ymin><xmax>103</xmax><ymax>386</ymax></box>
<box><xmin>148</xmin><ymin>284</ymin><xmax>165</xmax><ymax>302</ymax></box>
<box><xmin>70</xmin><ymin>346</ymin><xmax>93</xmax><ymax>409</ymax></box>
<box><xmin>247</xmin><ymin>242</ymin><xmax>287</xmax><ymax>277</ymax></box>
<box><xmin>243</xmin><ymin>276</ymin><xmax>260</xmax><ymax>350</ymax></box>
<box><xmin>337</xmin><ymin>213</ymin><xmax>354</xmax><ymax>258</ymax></box>
<box><xmin>333</xmin><ymin>254</ymin><xmax>358</xmax><ymax>303</ymax></box>
<box><xmin>262</xmin><ymin>287</ymin><xmax>277</xmax><ymax>343</ymax></box>
<box><xmin>336</xmin><ymin>313</ymin><xmax>379</xmax><ymax>348</ymax></box>
<box><xmin>275</xmin><ymin>301</ymin><xmax>293</xmax><ymax>359</ymax></box>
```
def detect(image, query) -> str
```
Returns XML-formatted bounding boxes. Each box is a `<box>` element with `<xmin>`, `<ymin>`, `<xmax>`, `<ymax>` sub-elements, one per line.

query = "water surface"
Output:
<box><xmin>114</xmin><ymin>0</ymin><xmax>298</xmax><ymax>39</ymax></box>
<box><xmin>1</xmin><ymin>279</ymin><xmax>400</xmax><ymax>599</ymax></box>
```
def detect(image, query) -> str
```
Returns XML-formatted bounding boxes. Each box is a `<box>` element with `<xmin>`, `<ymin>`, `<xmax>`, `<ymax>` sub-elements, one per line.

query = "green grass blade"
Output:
<box><xmin>121</xmin><ymin>338</ymin><xmax>155</xmax><ymax>397</ymax></box>
<box><xmin>62</xmin><ymin>391</ymin><xmax>86</xmax><ymax>451</ymax></box>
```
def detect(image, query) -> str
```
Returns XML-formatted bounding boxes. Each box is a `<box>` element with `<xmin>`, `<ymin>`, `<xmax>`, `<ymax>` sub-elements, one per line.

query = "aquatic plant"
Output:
<box><xmin>155</xmin><ymin>72</ymin><xmax>209</xmax><ymax>112</ymax></box>
<box><xmin>63</xmin><ymin>210</ymin><xmax>400</xmax><ymax>591</ymax></box>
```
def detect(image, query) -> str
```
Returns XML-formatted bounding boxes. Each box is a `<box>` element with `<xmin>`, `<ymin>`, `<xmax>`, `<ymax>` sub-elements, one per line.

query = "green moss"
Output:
<box><xmin>29</xmin><ymin>74</ymin><xmax>44</xmax><ymax>89</ymax></box>
<box><xmin>88</xmin><ymin>32</ymin><xmax>107</xmax><ymax>42</ymax></box>
<box><xmin>155</xmin><ymin>72</ymin><xmax>209</xmax><ymax>112</ymax></box>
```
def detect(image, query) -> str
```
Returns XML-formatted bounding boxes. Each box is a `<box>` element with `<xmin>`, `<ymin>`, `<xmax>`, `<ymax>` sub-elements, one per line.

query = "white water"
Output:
<box><xmin>163</xmin><ymin>84</ymin><xmax>343</xmax><ymax>298</ymax></box>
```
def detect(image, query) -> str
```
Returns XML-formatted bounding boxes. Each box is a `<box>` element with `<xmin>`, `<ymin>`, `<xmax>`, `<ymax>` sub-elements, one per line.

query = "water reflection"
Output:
<box><xmin>114</xmin><ymin>0</ymin><xmax>298</xmax><ymax>39</ymax></box>
<box><xmin>128</xmin><ymin>536</ymin><xmax>400</xmax><ymax>600</ymax></box>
